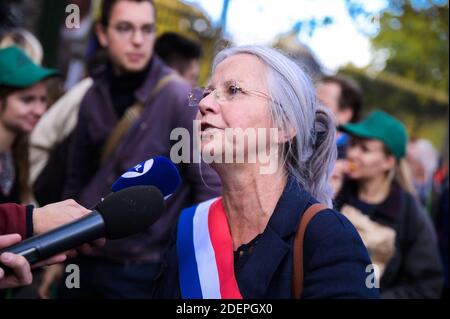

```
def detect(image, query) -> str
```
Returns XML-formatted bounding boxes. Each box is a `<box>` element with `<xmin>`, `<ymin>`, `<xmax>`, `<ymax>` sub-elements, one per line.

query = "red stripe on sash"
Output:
<box><xmin>208</xmin><ymin>199</ymin><xmax>243</xmax><ymax>299</ymax></box>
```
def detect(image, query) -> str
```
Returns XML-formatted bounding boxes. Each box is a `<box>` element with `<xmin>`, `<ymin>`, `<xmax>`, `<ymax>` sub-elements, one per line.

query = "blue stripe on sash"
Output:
<box><xmin>177</xmin><ymin>205</ymin><xmax>203</xmax><ymax>299</ymax></box>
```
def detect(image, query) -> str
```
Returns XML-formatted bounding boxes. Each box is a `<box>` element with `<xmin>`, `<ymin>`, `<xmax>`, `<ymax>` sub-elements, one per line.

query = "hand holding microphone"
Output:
<box><xmin>36</xmin><ymin>156</ymin><xmax>180</xmax><ymax>296</ymax></box>
<box><xmin>7</xmin><ymin>155</ymin><xmax>178</xmax><ymax>291</ymax></box>
<box><xmin>33</xmin><ymin>199</ymin><xmax>107</xmax><ymax>258</ymax></box>
<box><xmin>1</xmin><ymin>156</ymin><xmax>178</xmax><ymax>290</ymax></box>
<box><xmin>0</xmin><ymin>199</ymin><xmax>95</xmax><ymax>289</ymax></box>
<box><xmin>0</xmin><ymin>185</ymin><xmax>165</xmax><ymax>286</ymax></box>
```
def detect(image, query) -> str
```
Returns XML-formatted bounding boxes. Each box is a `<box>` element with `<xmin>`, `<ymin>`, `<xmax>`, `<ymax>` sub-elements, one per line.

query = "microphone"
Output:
<box><xmin>111</xmin><ymin>156</ymin><xmax>181</xmax><ymax>197</ymax></box>
<box><xmin>0</xmin><ymin>185</ymin><xmax>165</xmax><ymax>271</ymax></box>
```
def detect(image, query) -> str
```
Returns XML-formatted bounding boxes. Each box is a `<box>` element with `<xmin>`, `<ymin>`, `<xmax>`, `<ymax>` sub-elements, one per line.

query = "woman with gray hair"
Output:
<box><xmin>155</xmin><ymin>45</ymin><xmax>378</xmax><ymax>299</ymax></box>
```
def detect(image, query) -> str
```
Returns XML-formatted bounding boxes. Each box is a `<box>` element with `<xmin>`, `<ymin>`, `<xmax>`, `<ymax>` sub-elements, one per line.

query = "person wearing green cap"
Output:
<box><xmin>0</xmin><ymin>46</ymin><xmax>58</xmax><ymax>204</ymax></box>
<box><xmin>334</xmin><ymin>110</ymin><xmax>443</xmax><ymax>298</ymax></box>
<box><xmin>0</xmin><ymin>46</ymin><xmax>106</xmax><ymax>295</ymax></box>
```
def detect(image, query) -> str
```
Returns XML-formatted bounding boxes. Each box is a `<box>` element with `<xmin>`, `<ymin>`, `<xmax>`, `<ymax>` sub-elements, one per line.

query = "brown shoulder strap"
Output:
<box><xmin>100</xmin><ymin>102</ymin><xmax>143</xmax><ymax>164</ymax></box>
<box><xmin>292</xmin><ymin>203</ymin><xmax>328</xmax><ymax>299</ymax></box>
<box><xmin>100</xmin><ymin>74</ymin><xmax>181</xmax><ymax>164</ymax></box>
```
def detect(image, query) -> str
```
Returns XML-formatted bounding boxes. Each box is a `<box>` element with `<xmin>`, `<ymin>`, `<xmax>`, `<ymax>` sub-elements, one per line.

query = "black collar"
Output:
<box><xmin>267</xmin><ymin>177</ymin><xmax>313</xmax><ymax>238</ymax></box>
<box><xmin>336</xmin><ymin>179</ymin><xmax>404</xmax><ymax>224</ymax></box>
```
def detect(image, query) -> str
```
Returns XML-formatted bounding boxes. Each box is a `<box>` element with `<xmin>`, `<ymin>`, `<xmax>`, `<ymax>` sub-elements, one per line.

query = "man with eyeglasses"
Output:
<box><xmin>43</xmin><ymin>0</ymin><xmax>221</xmax><ymax>299</ymax></box>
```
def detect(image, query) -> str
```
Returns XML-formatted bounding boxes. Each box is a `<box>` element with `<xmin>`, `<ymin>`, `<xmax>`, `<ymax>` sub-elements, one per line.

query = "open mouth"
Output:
<box><xmin>347</xmin><ymin>161</ymin><xmax>358</xmax><ymax>173</ymax></box>
<box><xmin>200</xmin><ymin>123</ymin><xmax>221</xmax><ymax>132</ymax></box>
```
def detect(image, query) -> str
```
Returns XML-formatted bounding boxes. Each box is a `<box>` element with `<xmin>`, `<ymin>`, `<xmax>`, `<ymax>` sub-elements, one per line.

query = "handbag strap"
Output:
<box><xmin>292</xmin><ymin>203</ymin><xmax>327</xmax><ymax>298</ymax></box>
<box><xmin>100</xmin><ymin>73</ymin><xmax>180</xmax><ymax>164</ymax></box>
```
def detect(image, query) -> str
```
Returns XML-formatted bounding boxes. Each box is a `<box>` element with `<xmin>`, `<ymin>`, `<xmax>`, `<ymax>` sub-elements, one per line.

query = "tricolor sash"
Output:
<box><xmin>177</xmin><ymin>197</ymin><xmax>243</xmax><ymax>299</ymax></box>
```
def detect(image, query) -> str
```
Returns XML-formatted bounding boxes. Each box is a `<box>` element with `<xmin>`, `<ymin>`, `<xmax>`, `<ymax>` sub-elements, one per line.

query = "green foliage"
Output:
<box><xmin>372</xmin><ymin>1</ymin><xmax>449</xmax><ymax>92</ymax></box>
<box><xmin>341</xmin><ymin>1</ymin><xmax>448</xmax><ymax>149</ymax></box>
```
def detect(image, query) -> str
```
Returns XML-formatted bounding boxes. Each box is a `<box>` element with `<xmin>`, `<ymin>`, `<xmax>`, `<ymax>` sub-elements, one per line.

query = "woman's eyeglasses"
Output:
<box><xmin>188</xmin><ymin>81</ymin><xmax>276</xmax><ymax>107</ymax></box>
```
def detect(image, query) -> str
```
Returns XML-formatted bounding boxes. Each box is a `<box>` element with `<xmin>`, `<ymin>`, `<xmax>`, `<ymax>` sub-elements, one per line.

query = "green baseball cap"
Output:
<box><xmin>340</xmin><ymin>110</ymin><xmax>408</xmax><ymax>160</ymax></box>
<box><xmin>0</xmin><ymin>46</ymin><xmax>58</xmax><ymax>88</ymax></box>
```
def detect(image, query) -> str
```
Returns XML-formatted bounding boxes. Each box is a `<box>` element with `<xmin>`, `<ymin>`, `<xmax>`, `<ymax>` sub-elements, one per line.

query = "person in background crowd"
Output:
<box><xmin>334</xmin><ymin>110</ymin><xmax>443</xmax><ymax>298</ymax></box>
<box><xmin>316</xmin><ymin>75</ymin><xmax>363</xmax><ymax>195</ymax></box>
<box><xmin>406</xmin><ymin>138</ymin><xmax>439</xmax><ymax>207</ymax></box>
<box><xmin>29</xmin><ymin>77</ymin><xmax>93</xmax><ymax>207</ymax></box>
<box><xmin>154</xmin><ymin>32</ymin><xmax>202</xmax><ymax>87</ymax></box>
<box><xmin>431</xmin><ymin>139</ymin><xmax>449</xmax><ymax>299</ymax></box>
<box><xmin>434</xmin><ymin>173</ymin><xmax>448</xmax><ymax>298</ymax></box>
<box><xmin>0</xmin><ymin>46</ymin><xmax>58</xmax><ymax>205</ymax></box>
<box><xmin>0</xmin><ymin>28</ymin><xmax>43</xmax><ymax>65</ymax></box>
<box><xmin>316</xmin><ymin>75</ymin><xmax>362</xmax><ymax>157</ymax></box>
<box><xmin>0</xmin><ymin>26</ymin><xmax>80</xmax><ymax>210</ymax></box>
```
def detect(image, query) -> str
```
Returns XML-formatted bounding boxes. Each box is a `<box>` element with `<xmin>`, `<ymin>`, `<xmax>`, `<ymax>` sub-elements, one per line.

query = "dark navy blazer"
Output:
<box><xmin>154</xmin><ymin>178</ymin><xmax>379</xmax><ymax>299</ymax></box>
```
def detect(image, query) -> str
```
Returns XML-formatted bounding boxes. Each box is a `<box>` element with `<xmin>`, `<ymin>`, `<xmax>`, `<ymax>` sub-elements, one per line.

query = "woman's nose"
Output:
<box><xmin>33</xmin><ymin>101</ymin><xmax>47</xmax><ymax>117</ymax></box>
<box><xmin>198</xmin><ymin>92</ymin><xmax>219</xmax><ymax>116</ymax></box>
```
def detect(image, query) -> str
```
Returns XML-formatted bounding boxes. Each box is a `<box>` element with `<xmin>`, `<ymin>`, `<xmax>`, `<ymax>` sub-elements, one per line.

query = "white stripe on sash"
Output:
<box><xmin>193</xmin><ymin>198</ymin><xmax>221</xmax><ymax>299</ymax></box>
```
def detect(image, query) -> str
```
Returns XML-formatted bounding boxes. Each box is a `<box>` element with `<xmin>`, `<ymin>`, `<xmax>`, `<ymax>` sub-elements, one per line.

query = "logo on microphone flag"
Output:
<box><xmin>177</xmin><ymin>197</ymin><xmax>243</xmax><ymax>299</ymax></box>
<box><xmin>121</xmin><ymin>159</ymin><xmax>154</xmax><ymax>178</ymax></box>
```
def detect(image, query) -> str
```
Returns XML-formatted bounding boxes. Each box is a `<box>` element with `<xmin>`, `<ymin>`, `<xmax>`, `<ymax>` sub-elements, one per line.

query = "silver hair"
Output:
<box><xmin>213</xmin><ymin>45</ymin><xmax>337</xmax><ymax>207</ymax></box>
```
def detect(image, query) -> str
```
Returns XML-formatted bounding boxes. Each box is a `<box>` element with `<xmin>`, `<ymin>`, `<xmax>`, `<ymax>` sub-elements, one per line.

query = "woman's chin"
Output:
<box><xmin>349</xmin><ymin>173</ymin><xmax>369</xmax><ymax>181</ymax></box>
<box><xmin>21</xmin><ymin>125</ymin><xmax>35</xmax><ymax>134</ymax></box>
<box><xmin>200</xmin><ymin>130</ymin><xmax>224</xmax><ymax>150</ymax></box>
<box><xmin>200</xmin><ymin>142</ymin><xmax>224</xmax><ymax>161</ymax></box>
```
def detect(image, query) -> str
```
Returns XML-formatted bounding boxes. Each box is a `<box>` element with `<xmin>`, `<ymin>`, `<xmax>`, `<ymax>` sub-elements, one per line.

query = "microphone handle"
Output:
<box><xmin>0</xmin><ymin>212</ymin><xmax>105</xmax><ymax>277</ymax></box>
